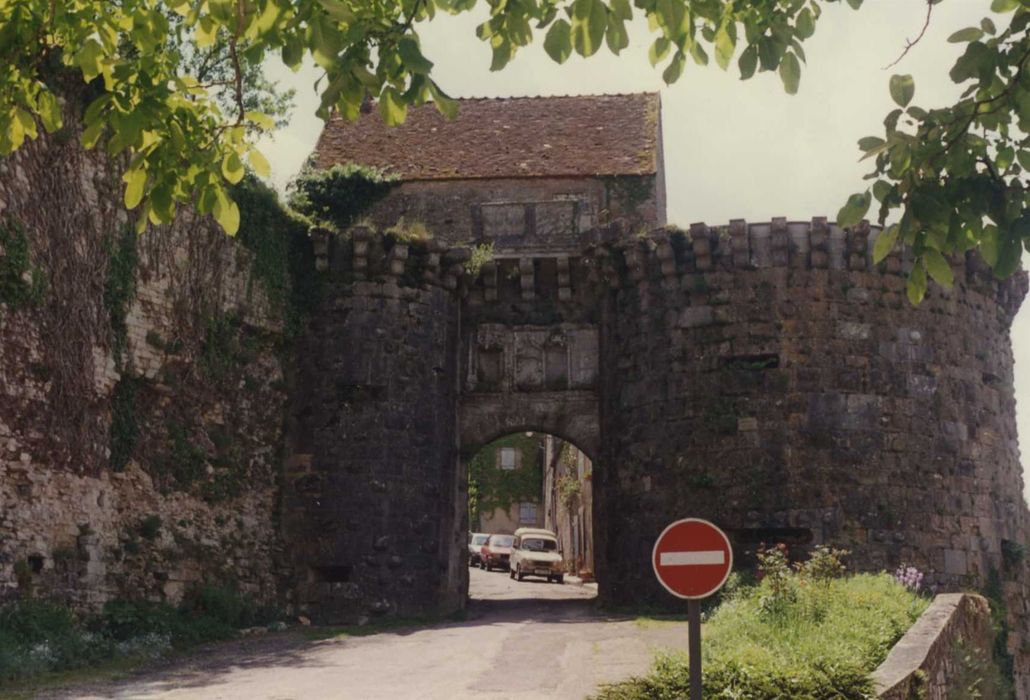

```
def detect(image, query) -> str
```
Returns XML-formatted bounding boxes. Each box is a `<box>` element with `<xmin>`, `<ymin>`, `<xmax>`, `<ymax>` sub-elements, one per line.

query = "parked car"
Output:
<box><xmin>480</xmin><ymin>534</ymin><xmax>514</xmax><ymax>571</ymax></box>
<box><xmin>509</xmin><ymin>528</ymin><xmax>564</xmax><ymax>583</ymax></box>
<box><xmin>468</xmin><ymin>532</ymin><xmax>490</xmax><ymax>566</ymax></box>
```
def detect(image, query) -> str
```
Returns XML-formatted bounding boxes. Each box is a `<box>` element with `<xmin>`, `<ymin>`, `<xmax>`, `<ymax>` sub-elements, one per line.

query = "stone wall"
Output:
<box><xmin>873</xmin><ymin>593</ymin><xmax>994</xmax><ymax>700</ymax></box>
<box><xmin>0</xmin><ymin>111</ymin><xmax>289</xmax><ymax>610</ymax></box>
<box><xmin>595</xmin><ymin>218</ymin><xmax>1030</xmax><ymax>691</ymax></box>
<box><xmin>357</xmin><ymin>175</ymin><xmax>662</xmax><ymax>251</ymax></box>
<box><xmin>283</xmin><ymin>229</ymin><xmax>464</xmax><ymax>622</ymax></box>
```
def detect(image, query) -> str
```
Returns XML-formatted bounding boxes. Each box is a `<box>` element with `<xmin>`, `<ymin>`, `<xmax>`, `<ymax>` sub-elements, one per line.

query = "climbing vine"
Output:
<box><xmin>601</xmin><ymin>175</ymin><xmax>654</xmax><ymax>221</ymax></box>
<box><xmin>102</xmin><ymin>226</ymin><xmax>137</xmax><ymax>366</ymax></box>
<box><xmin>108</xmin><ymin>376</ymin><xmax>140</xmax><ymax>472</ymax></box>
<box><xmin>468</xmin><ymin>434</ymin><xmax>543</xmax><ymax>527</ymax></box>
<box><xmin>287</xmin><ymin>162</ymin><xmax>398</xmax><ymax>234</ymax></box>
<box><xmin>0</xmin><ymin>217</ymin><xmax>44</xmax><ymax>309</ymax></box>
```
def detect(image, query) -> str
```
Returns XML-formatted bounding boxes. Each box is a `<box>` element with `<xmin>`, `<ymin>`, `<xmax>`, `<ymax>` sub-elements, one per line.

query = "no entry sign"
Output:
<box><xmin>652</xmin><ymin>518</ymin><xmax>733</xmax><ymax>600</ymax></box>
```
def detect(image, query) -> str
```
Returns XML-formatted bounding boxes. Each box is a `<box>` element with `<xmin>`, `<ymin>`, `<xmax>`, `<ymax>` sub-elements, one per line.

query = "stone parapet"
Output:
<box><xmin>873</xmin><ymin>593</ymin><xmax>993</xmax><ymax>699</ymax></box>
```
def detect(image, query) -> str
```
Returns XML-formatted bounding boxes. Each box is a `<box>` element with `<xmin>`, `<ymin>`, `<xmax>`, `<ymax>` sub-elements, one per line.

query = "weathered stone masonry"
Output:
<box><xmin>0</xmin><ymin>117</ymin><xmax>287</xmax><ymax>610</ymax></box>
<box><xmin>596</xmin><ymin>219</ymin><xmax>1030</xmax><ymax>693</ymax></box>
<box><xmin>281</xmin><ymin>217</ymin><xmax>1030</xmax><ymax>694</ymax></box>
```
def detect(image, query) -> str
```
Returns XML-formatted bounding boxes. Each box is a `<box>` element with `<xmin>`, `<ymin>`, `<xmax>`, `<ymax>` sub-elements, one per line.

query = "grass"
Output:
<box><xmin>597</xmin><ymin>573</ymin><xmax>929</xmax><ymax>700</ymax></box>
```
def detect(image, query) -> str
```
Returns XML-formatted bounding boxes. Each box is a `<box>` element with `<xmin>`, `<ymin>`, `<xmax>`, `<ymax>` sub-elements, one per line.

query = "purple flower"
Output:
<box><xmin>893</xmin><ymin>564</ymin><xmax>923</xmax><ymax>591</ymax></box>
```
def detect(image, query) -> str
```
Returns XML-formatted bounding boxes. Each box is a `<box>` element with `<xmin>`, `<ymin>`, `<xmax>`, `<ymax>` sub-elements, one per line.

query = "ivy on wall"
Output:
<box><xmin>468</xmin><ymin>434</ymin><xmax>544</xmax><ymax>528</ymax></box>
<box><xmin>102</xmin><ymin>226</ymin><xmax>137</xmax><ymax>367</ymax></box>
<box><xmin>0</xmin><ymin>218</ymin><xmax>44</xmax><ymax>309</ymax></box>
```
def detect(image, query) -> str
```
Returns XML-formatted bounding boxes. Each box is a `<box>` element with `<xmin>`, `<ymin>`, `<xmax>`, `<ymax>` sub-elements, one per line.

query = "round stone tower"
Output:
<box><xmin>595</xmin><ymin>217</ymin><xmax>1030</xmax><ymax>690</ymax></box>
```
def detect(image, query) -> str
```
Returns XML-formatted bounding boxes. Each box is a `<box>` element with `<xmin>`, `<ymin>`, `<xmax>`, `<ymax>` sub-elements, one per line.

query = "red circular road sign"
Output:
<box><xmin>652</xmin><ymin>518</ymin><xmax>733</xmax><ymax>599</ymax></box>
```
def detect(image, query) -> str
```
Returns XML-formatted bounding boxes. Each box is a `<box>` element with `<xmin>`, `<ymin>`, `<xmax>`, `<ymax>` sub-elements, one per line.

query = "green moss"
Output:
<box><xmin>0</xmin><ymin>217</ymin><xmax>45</xmax><ymax>309</ymax></box>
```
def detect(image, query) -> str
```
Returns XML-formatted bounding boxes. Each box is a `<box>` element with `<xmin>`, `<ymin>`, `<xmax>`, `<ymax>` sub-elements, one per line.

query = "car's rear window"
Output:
<box><xmin>523</xmin><ymin>538</ymin><xmax>557</xmax><ymax>551</ymax></box>
<box><xmin>489</xmin><ymin>535</ymin><xmax>514</xmax><ymax>547</ymax></box>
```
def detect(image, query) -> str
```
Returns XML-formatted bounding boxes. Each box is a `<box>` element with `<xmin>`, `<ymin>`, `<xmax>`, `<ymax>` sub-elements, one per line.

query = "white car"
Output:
<box><xmin>509</xmin><ymin>527</ymin><xmax>564</xmax><ymax>584</ymax></box>
<box><xmin>468</xmin><ymin>532</ymin><xmax>489</xmax><ymax>566</ymax></box>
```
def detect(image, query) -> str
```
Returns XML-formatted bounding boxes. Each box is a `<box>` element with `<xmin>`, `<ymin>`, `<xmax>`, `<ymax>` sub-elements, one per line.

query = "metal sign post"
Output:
<box><xmin>688</xmin><ymin>599</ymin><xmax>701</xmax><ymax>700</ymax></box>
<box><xmin>652</xmin><ymin>518</ymin><xmax>734</xmax><ymax>700</ymax></box>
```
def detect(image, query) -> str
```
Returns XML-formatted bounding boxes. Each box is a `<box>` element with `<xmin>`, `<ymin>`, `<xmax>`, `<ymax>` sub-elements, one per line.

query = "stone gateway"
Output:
<box><xmin>3</xmin><ymin>93</ymin><xmax>1030</xmax><ymax>694</ymax></box>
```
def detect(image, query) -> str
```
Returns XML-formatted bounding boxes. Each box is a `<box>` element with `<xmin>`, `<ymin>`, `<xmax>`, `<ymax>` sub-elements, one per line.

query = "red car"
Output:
<box><xmin>479</xmin><ymin>534</ymin><xmax>514</xmax><ymax>571</ymax></box>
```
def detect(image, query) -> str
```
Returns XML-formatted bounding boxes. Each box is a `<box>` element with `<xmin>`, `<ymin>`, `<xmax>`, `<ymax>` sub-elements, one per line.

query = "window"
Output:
<box><xmin>499</xmin><ymin>447</ymin><xmax>517</xmax><ymax>470</ymax></box>
<box><xmin>519</xmin><ymin>502</ymin><xmax>537</xmax><ymax>523</ymax></box>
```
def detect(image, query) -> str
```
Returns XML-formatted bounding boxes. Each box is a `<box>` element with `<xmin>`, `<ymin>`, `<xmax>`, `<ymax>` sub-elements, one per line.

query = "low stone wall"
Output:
<box><xmin>873</xmin><ymin>593</ymin><xmax>993</xmax><ymax>699</ymax></box>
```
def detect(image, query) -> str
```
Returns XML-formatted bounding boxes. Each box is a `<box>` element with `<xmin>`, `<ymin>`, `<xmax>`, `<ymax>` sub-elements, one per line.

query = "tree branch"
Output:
<box><xmin>884</xmin><ymin>0</ymin><xmax>933</xmax><ymax>70</ymax></box>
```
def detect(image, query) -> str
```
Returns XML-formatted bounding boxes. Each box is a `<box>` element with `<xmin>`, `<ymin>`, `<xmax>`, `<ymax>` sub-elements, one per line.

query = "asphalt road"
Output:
<box><xmin>42</xmin><ymin>567</ymin><xmax>692</xmax><ymax>700</ymax></box>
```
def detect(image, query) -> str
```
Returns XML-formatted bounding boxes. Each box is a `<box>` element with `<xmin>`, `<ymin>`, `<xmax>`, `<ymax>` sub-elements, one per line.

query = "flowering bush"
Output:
<box><xmin>893</xmin><ymin>564</ymin><xmax>924</xmax><ymax>592</ymax></box>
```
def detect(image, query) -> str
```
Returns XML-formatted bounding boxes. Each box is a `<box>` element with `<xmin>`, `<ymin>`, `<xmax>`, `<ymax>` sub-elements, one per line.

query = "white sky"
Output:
<box><xmin>258</xmin><ymin>0</ymin><xmax>1030</xmax><ymax>501</ymax></box>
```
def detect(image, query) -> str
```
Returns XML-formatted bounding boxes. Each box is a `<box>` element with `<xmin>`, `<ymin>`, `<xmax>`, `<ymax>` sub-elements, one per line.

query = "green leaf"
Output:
<box><xmin>379</xmin><ymin>87</ymin><xmax>407</xmax><ymax>126</ymax></box>
<box><xmin>947</xmin><ymin>27</ymin><xmax>983</xmax><ymax>43</ymax></box>
<box><xmin>570</xmin><ymin>0</ymin><xmax>606</xmax><ymax>57</ymax></box>
<box><xmin>212</xmin><ymin>188</ymin><xmax>240</xmax><ymax>236</ymax></box>
<box><xmin>923</xmin><ymin>249</ymin><xmax>953</xmax><ymax>288</ymax></box>
<box><xmin>778</xmin><ymin>52</ymin><xmax>801</xmax><ymax>95</ymax></box>
<box><xmin>244</xmin><ymin>111</ymin><xmax>274</xmax><ymax>130</ymax></box>
<box><xmin>649</xmin><ymin>37</ymin><xmax>670</xmax><ymax>67</ymax></box>
<box><xmin>35</xmin><ymin>90</ymin><xmax>62</xmax><ymax>133</ymax></box>
<box><xmin>248</xmin><ymin>148</ymin><xmax>271</xmax><ymax>178</ymax></box>
<box><xmin>889</xmin><ymin>74</ymin><xmax>915</xmax><ymax>107</ymax></box>
<box><xmin>221</xmin><ymin>152</ymin><xmax>245</xmax><ymax>184</ymax></box>
<box><xmin>872</xmin><ymin>179</ymin><xmax>892</xmax><ymax>204</ymax></box>
<box><xmin>689</xmin><ymin>42</ymin><xmax>708</xmax><ymax>67</ymax></box>
<box><xmin>981</xmin><ymin>224</ymin><xmax>1000</xmax><ymax>267</ymax></box>
<box><xmin>836</xmin><ymin>191</ymin><xmax>871</xmax><ymax>228</ymax></box>
<box><xmin>714</xmin><ymin>24</ymin><xmax>735</xmax><ymax>71</ymax></box>
<box><xmin>606</xmin><ymin>18</ymin><xmax>629</xmax><ymax>54</ymax></box>
<box><xmin>906</xmin><ymin>259</ymin><xmax>927</xmax><ymax>305</ymax></box>
<box><xmin>610</xmin><ymin>0</ymin><xmax>632</xmax><ymax>21</ymax></box>
<box><xmin>796</xmin><ymin>8</ymin><xmax>815</xmax><ymax>39</ymax></box>
<box><xmin>663</xmin><ymin>52</ymin><xmax>686</xmax><ymax>84</ymax></box>
<box><xmin>544</xmin><ymin>19</ymin><xmax>573</xmax><ymax>63</ymax></box>
<box><xmin>738</xmin><ymin>44</ymin><xmax>758</xmax><ymax>80</ymax></box>
<box><xmin>1017</xmin><ymin>149</ymin><xmax>1030</xmax><ymax>172</ymax></box>
<box><xmin>75</xmin><ymin>40</ymin><xmax>105</xmax><ymax>82</ymax></box>
<box><xmin>872</xmin><ymin>224</ymin><xmax>899</xmax><ymax>263</ymax></box>
<box><xmin>398</xmin><ymin>37</ymin><xmax>434</xmax><ymax>74</ymax></box>
<box><xmin>429</xmin><ymin>81</ymin><xmax>458</xmax><ymax>119</ymax></box>
<box><xmin>990</xmin><ymin>0</ymin><xmax>1019</xmax><ymax>12</ymax></box>
<box><xmin>282</xmin><ymin>35</ymin><xmax>304</xmax><ymax>70</ymax></box>
<box><xmin>123</xmin><ymin>167</ymin><xmax>147</xmax><ymax>210</ymax></box>
<box><xmin>857</xmin><ymin>136</ymin><xmax>886</xmax><ymax>152</ymax></box>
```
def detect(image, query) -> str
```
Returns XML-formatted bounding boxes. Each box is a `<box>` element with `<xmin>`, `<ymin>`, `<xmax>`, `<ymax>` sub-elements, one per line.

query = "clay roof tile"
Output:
<box><xmin>312</xmin><ymin>93</ymin><xmax>660</xmax><ymax>180</ymax></box>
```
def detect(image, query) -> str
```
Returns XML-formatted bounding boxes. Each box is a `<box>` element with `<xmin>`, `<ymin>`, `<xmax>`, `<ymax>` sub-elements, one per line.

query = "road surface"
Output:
<box><xmin>43</xmin><ymin>567</ymin><xmax>692</xmax><ymax>700</ymax></box>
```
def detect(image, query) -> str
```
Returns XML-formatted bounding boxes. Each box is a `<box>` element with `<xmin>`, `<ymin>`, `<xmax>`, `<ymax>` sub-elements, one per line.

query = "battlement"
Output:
<box><xmin>321</xmin><ymin>219</ymin><xmax>1027</xmax><ymax>318</ymax></box>
<box><xmin>593</xmin><ymin>218</ymin><xmax>1027</xmax><ymax>318</ymax></box>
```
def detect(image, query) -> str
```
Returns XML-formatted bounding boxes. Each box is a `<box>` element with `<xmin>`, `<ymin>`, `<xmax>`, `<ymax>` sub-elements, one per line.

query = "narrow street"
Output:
<box><xmin>43</xmin><ymin>568</ymin><xmax>692</xmax><ymax>700</ymax></box>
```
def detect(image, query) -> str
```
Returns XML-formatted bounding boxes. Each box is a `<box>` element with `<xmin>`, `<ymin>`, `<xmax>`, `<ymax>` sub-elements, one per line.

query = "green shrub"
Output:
<box><xmin>0</xmin><ymin>585</ymin><xmax>280</xmax><ymax>683</ymax></box>
<box><xmin>0</xmin><ymin>601</ymin><xmax>112</xmax><ymax>681</ymax></box>
<box><xmin>597</xmin><ymin>573</ymin><xmax>929</xmax><ymax>700</ymax></box>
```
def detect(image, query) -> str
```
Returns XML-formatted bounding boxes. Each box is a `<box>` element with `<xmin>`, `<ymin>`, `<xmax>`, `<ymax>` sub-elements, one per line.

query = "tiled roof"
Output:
<box><xmin>312</xmin><ymin>93</ymin><xmax>660</xmax><ymax>181</ymax></box>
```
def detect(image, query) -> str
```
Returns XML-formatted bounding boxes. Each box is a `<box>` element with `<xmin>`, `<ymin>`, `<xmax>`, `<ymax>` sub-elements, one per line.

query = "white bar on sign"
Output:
<box><xmin>660</xmin><ymin>551</ymin><xmax>725</xmax><ymax>566</ymax></box>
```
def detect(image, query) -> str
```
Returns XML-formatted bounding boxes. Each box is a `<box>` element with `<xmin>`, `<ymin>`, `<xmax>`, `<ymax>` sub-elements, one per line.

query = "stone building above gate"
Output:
<box><xmin>312</xmin><ymin>93</ymin><xmax>666</xmax><ymax>251</ymax></box>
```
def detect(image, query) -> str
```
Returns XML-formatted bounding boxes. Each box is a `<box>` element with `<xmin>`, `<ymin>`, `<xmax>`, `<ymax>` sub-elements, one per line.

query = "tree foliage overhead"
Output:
<box><xmin>1</xmin><ymin>0</ymin><xmax>1027</xmax><ymax>293</ymax></box>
